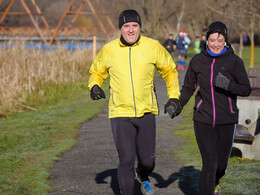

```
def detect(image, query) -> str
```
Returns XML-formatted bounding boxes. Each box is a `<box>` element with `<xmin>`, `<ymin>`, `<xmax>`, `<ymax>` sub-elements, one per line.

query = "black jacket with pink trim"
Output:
<box><xmin>180</xmin><ymin>47</ymin><xmax>251</xmax><ymax>126</ymax></box>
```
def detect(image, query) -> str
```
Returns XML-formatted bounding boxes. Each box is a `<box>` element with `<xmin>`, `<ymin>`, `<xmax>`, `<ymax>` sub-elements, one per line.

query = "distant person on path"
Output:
<box><xmin>242</xmin><ymin>32</ymin><xmax>248</xmax><ymax>45</ymax></box>
<box><xmin>167</xmin><ymin>21</ymin><xmax>251</xmax><ymax>195</ymax></box>
<box><xmin>194</xmin><ymin>36</ymin><xmax>201</xmax><ymax>54</ymax></box>
<box><xmin>176</xmin><ymin>30</ymin><xmax>186</xmax><ymax>70</ymax></box>
<box><xmin>183</xmin><ymin>32</ymin><xmax>190</xmax><ymax>60</ymax></box>
<box><xmin>163</xmin><ymin>33</ymin><xmax>176</xmax><ymax>59</ymax></box>
<box><xmin>199</xmin><ymin>34</ymin><xmax>206</xmax><ymax>53</ymax></box>
<box><xmin>88</xmin><ymin>9</ymin><xmax>181</xmax><ymax>195</ymax></box>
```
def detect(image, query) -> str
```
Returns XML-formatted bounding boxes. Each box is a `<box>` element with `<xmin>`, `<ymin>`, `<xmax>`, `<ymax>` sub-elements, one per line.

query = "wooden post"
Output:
<box><xmin>93</xmin><ymin>35</ymin><xmax>96</xmax><ymax>61</ymax></box>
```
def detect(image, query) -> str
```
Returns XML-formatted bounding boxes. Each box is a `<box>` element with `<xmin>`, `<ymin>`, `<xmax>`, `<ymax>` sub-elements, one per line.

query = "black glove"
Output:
<box><xmin>90</xmin><ymin>85</ymin><xmax>106</xmax><ymax>100</ymax></box>
<box><xmin>164</xmin><ymin>98</ymin><xmax>182</xmax><ymax>119</ymax></box>
<box><xmin>215</xmin><ymin>72</ymin><xmax>230</xmax><ymax>91</ymax></box>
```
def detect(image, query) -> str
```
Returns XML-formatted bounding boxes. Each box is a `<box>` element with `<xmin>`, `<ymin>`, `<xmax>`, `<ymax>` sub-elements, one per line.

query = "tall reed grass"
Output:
<box><xmin>0</xmin><ymin>41</ymin><xmax>92</xmax><ymax>114</ymax></box>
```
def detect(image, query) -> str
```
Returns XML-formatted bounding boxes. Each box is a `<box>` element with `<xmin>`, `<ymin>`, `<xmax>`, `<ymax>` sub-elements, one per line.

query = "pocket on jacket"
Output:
<box><xmin>150</xmin><ymin>87</ymin><xmax>154</xmax><ymax>108</ymax></box>
<box><xmin>227</xmin><ymin>97</ymin><xmax>235</xmax><ymax>114</ymax></box>
<box><xmin>196</xmin><ymin>99</ymin><xmax>203</xmax><ymax>111</ymax></box>
<box><xmin>110</xmin><ymin>89</ymin><xmax>116</xmax><ymax>111</ymax></box>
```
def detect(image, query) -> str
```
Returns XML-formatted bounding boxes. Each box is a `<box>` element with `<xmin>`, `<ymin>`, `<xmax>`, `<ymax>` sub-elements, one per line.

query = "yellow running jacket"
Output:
<box><xmin>88</xmin><ymin>35</ymin><xmax>180</xmax><ymax>118</ymax></box>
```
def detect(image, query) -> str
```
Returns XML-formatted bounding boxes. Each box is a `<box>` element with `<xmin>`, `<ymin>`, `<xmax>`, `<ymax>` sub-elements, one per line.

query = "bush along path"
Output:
<box><xmin>49</xmin><ymin>69</ymin><xmax>201</xmax><ymax>195</ymax></box>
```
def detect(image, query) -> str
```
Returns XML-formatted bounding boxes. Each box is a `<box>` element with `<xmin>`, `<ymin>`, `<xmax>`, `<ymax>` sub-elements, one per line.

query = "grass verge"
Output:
<box><xmin>0</xmin><ymin>82</ymin><xmax>107</xmax><ymax>194</ymax></box>
<box><xmin>241</xmin><ymin>46</ymin><xmax>260</xmax><ymax>70</ymax></box>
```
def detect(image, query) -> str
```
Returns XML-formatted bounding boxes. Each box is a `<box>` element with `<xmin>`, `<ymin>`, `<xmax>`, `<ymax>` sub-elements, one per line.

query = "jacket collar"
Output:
<box><xmin>207</xmin><ymin>47</ymin><xmax>227</xmax><ymax>56</ymax></box>
<box><xmin>119</xmin><ymin>35</ymin><xmax>141</xmax><ymax>47</ymax></box>
<box><xmin>203</xmin><ymin>46</ymin><xmax>234</xmax><ymax>58</ymax></box>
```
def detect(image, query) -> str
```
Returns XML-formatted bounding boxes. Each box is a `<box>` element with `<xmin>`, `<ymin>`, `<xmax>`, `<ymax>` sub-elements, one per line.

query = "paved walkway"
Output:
<box><xmin>49</xmin><ymin>69</ymin><xmax>201</xmax><ymax>195</ymax></box>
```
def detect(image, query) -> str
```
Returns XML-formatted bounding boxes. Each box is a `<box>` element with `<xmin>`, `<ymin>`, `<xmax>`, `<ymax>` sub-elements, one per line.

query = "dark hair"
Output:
<box><xmin>206</xmin><ymin>21</ymin><xmax>227</xmax><ymax>41</ymax></box>
<box><xmin>206</xmin><ymin>21</ymin><xmax>231</xmax><ymax>48</ymax></box>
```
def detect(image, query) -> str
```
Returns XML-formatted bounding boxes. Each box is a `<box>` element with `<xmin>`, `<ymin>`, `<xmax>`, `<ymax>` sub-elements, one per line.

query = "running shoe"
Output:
<box><xmin>214</xmin><ymin>185</ymin><xmax>221</xmax><ymax>195</ymax></box>
<box><xmin>135</xmin><ymin>169</ymin><xmax>155</xmax><ymax>195</ymax></box>
<box><xmin>177</xmin><ymin>66</ymin><xmax>184</xmax><ymax>70</ymax></box>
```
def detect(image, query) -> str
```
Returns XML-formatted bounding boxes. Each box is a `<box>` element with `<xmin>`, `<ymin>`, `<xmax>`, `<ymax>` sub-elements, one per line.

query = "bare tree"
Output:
<box><xmin>1</xmin><ymin>0</ymin><xmax>259</xmax><ymax>50</ymax></box>
<box><xmin>114</xmin><ymin>0</ymin><xmax>181</xmax><ymax>40</ymax></box>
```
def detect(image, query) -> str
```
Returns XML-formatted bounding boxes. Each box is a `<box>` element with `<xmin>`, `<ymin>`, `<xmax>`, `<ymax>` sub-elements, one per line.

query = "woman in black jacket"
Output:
<box><xmin>165</xmin><ymin>21</ymin><xmax>251</xmax><ymax>195</ymax></box>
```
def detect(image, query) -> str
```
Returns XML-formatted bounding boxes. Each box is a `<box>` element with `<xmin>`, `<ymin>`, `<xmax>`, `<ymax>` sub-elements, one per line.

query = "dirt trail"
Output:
<box><xmin>49</xmin><ymin>70</ymin><xmax>200</xmax><ymax>195</ymax></box>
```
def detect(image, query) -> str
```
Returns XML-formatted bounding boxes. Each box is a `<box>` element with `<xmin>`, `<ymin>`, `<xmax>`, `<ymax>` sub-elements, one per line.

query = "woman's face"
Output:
<box><xmin>208</xmin><ymin>33</ymin><xmax>225</xmax><ymax>54</ymax></box>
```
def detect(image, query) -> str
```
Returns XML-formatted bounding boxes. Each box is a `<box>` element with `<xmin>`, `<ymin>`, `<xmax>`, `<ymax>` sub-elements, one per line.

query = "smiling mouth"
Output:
<box><xmin>212</xmin><ymin>47</ymin><xmax>219</xmax><ymax>50</ymax></box>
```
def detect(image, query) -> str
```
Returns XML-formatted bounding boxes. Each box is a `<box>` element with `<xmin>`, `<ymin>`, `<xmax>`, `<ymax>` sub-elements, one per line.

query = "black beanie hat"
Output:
<box><xmin>206</xmin><ymin>21</ymin><xmax>227</xmax><ymax>41</ymax></box>
<box><xmin>118</xmin><ymin>9</ymin><xmax>141</xmax><ymax>29</ymax></box>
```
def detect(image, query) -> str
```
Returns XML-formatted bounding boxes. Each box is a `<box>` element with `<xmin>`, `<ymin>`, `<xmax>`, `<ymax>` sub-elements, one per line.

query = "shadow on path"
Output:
<box><xmin>95</xmin><ymin>166</ymin><xmax>201</xmax><ymax>195</ymax></box>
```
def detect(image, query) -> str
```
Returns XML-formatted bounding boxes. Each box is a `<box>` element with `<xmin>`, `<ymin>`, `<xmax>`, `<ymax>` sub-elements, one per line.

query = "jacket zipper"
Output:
<box><xmin>210</xmin><ymin>58</ymin><xmax>216</xmax><ymax>126</ymax></box>
<box><xmin>129</xmin><ymin>47</ymin><xmax>137</xmax><ymax>116</ymax></box>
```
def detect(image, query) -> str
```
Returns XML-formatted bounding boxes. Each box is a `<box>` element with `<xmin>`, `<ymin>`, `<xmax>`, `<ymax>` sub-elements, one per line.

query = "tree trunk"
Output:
<box><xmin>250</xmin><ymin>32</ymin><xmax>255</xmax><ymax>68</ymax></box>
<box><xmin>175</xmin><ymin>2</ymin><xmax>185</xmax><ymax>39</ymax></box>
<box><xmin>239</xmin><ymin>32</ymin><xmax>243</xmax><ymax>58</ymax></box>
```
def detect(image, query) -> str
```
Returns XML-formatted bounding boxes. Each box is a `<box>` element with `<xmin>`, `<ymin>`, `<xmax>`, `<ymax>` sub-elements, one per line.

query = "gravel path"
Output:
<box><xmin>49</xmin><ymin>69</ymin><xmax>200</xmax><ymax>195</ymax></box>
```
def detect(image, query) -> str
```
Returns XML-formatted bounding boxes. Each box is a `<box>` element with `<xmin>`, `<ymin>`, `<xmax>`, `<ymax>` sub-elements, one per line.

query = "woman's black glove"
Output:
<box><xmin>215</xmin><ymin>72</ymin><xmax>231</xmax><ymax>91</ymax></box>
<box><xmin>164</xmin><ymin>98</ymin><xmax>182</xmax><ymax>119</ymax></box>
<box><xmin>90</xmin><ymin>85</ymin><xmax>106</xmax><ymax>100</ymax></box>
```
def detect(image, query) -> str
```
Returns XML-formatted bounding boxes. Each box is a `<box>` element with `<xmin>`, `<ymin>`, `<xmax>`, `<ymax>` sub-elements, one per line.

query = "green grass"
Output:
<box><xmin>173</xmin><ymin>97</ymin><xmax>201</xmax><ymax>169</ymax></box>
<box><xmin>0</xmin><ymin>82</ymin><xmax>108</xmax><ymax>194</ymax></box>
<box><xmin>240</xmin><ymin>46</ymin><xmax>260</xmax><ymax>70</ymax></box>
<box><xmin>221</xmin><ymin>158</ymin><xmax>260</xmax><ymax>194</ymax></box>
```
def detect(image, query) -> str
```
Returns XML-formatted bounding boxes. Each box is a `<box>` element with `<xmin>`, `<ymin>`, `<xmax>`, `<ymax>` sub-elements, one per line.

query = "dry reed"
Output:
<box><xmin>0</xmin><ymin>41</ymin><xmax>93</xmax><ymax>113</ymax></box>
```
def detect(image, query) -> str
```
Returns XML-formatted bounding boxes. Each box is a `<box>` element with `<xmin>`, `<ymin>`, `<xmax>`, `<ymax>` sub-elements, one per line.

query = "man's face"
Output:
<box><xmin>121</xmin><ymin>22</ymin><xmax>140</xmax><ymax>44</ymax></box>
<box><xmin>208</xmin><ymin>33</ymin><xmax>225</xmax><ymax>54</ymax></box>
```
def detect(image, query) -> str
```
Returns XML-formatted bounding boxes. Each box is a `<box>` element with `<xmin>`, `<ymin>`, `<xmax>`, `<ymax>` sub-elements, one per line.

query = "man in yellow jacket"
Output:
<box><xmin>88</xmin><ymin>9</ymin><xmax>181</xmax><ymax>195</ymax></box>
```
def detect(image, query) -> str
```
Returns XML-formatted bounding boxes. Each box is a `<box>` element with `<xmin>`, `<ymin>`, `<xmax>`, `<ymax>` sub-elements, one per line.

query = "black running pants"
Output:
<box><xmin>111</xmin><ymin>113</ymin><xmax>156</xmax><ymax>195</ymax></box>
<box><xmin>194</xmin><ymin>121</ymin><xmax>235</xmax><ymax>195</ymax></box>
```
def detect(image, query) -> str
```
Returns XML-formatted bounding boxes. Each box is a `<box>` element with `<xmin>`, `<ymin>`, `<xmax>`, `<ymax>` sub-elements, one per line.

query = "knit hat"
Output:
<box><xmin>118</xmin><ymin>9</ymin><xmax>141</xmax><ymax>29</ymax></box>
<box><xmin>179</xmin><ymin>30</ymin><xmax>184</xmax><ymax>36</ymax></box>
<box><xmin>206</xmin><ymin>21</ymin><xmax>227</xmax><ymax>41</ymax></box>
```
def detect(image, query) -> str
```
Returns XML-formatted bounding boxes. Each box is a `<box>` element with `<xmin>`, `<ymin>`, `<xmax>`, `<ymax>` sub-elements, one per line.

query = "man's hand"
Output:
<box><xmin>164</xmin><ymin>98</ymin><xmax>182</xmax><ymax>119</ymax></box>
<box><xmin>215</xmin><ymin>72</ymin><xmax>231</xmax><ymax>91</ymax></box>
<box><xmin>90</xmin><ymin>85</ymin><xmax>106</xmax><ymax>100</ymax></box>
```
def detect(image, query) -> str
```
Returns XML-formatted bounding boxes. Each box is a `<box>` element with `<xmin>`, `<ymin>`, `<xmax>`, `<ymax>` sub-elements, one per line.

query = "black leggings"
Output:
<box><xmin>111</xmin><ymin>113</ymin><xmax>156</xmax><ymax>195</ymax></box>
<box><xmin>194</xmin><ymin>122</ymin><xmax>235</xmax><ymax>195</ymax></box>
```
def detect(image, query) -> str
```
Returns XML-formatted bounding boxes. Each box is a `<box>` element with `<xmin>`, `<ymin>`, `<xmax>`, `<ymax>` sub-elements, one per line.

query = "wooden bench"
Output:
<box><xmin>248</xmin><ymin>68</ymin><xmax>260</xmax><ymax>90</ymax></box>
<box><xmin>234</xmin><ymin>124</ymin><xmax>254</xmax><ymax>144</ymax></box>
